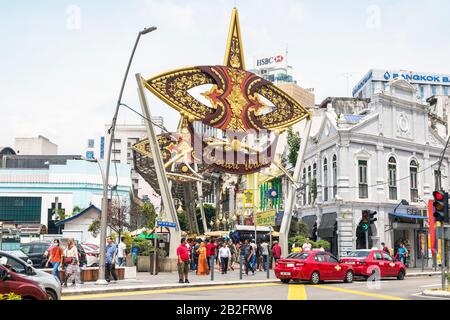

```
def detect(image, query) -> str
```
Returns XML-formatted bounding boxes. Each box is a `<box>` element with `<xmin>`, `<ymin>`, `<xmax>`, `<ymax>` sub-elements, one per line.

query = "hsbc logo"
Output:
<box><xmin>256</xmin><ymin>55</ymin><xmax>284</xmax><ymax>67</ymax></box>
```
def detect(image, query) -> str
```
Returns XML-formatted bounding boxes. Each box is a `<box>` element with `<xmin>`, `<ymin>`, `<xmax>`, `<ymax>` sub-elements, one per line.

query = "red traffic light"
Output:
<box><xmin>433</xmin><ymin>191</ymin><xmax>444</xmax><ymax>201</ymax></box>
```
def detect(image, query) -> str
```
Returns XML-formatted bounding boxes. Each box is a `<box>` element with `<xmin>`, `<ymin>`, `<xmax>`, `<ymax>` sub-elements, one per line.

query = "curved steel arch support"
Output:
<box><xmin>279</xmin><ymin>116</ymin><xmax>312</xmax><ymax>257</ymax></box>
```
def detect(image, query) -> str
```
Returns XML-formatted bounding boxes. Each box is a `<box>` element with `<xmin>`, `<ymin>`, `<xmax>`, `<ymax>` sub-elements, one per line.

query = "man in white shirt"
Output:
<box><xmin>302</xmin><ymin>238</ymin><xmax>312</xmax><ymax>252</ymax></box>
<box><xmin>218</xmin><ymin>243</ymin><xmax>231</xmax><ymax>274</ymax></box>
<box><xmin>260</xmin><ymin>240</ymin><xmax>269</xmax><ymax>271</ymax></box>
<box><xmin>117</xmin><ymin>237</ymin><xmax>127</xmax><ymax>267</ymax></box>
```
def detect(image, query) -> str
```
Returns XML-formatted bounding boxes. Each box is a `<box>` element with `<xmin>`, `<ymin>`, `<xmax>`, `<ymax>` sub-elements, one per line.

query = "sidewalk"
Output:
<box><xmin>62</xmin><ymin>266</ymin><xmax>442</xmax><ymax>296</ymax></box>
<box><xmin>63</xmin><ymin>267</ymin><xmax>277</xmax><ymax>296</ymax></box>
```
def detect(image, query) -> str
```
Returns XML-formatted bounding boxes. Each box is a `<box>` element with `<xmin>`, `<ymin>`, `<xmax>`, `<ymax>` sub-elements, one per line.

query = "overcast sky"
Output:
<box><xmin>1</xmin><ymin>0</ymin><xmax>449</xmax><ymax>154</ymax></box>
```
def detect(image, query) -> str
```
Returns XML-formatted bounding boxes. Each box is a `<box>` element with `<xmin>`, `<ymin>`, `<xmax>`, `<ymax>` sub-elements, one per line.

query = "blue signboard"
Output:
<box><xmin>157</xmin><ymin>221</ymin><xmax>177</xmax><ymax>228</ymax></box>
<box><xmin>100</xmin><ymin>136</ymin><xmax>105</xmax><ymax>160</ymax></box>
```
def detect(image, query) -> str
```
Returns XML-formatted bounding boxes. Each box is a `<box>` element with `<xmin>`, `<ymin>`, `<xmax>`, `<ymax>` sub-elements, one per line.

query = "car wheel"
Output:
<box><xmin>46</xmin><ymin>289</ymin><xmax>58</xmax><ymax>300</ymax></box>
<box><xmin>344</xmin><ymin>270</ymin><xmax>354</xmax><ymax>283</ymax></box>
<box><xmin>280</xmin><ymin>279</ymin><xmax>290</xmax><ymax>284</ymax></box>
<box><xmin>310</xmin><ymin>271</ymin><xmax>320</xmax><ymax>285</ymax></box>
<box><xmin>397</xmin><ymin>269</ymin><xmax>405</xmax><ymax>280</ymax></box>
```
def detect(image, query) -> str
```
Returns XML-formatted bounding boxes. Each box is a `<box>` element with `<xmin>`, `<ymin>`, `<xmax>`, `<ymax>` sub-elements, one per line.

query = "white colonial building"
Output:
<box><xmin>297</xmin><ymin>79</ymin><xmax>449</xmax><ymax>267</ymax></box>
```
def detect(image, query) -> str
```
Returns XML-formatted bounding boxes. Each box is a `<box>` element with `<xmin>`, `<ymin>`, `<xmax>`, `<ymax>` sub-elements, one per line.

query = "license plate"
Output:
<box><xmin>287</xmin><ymin>263</ymin><xmax>294</xmax><ymax>268</ymax></box>
<box><xmin>280</xmin><ymin>272</ymin><xmax>291</xmax><ymax>276</ymax></box>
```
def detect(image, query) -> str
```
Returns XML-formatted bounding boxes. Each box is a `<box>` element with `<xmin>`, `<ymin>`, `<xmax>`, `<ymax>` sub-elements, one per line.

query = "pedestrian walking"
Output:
<box><xmin>193</xmin><ymin>240</ymin><xmax>200</xmax><ymax>271</ymax></box>
<box><xmin>381</xmin><ymin>242</ymin><xmax>390</xmax><ymax>255</ymax></box>
<box><xmin>260</xmin><ymin>240</ymin><xmax>269</xmax><ymax>271</ymax></box>
<box><xmin>302</xmin><ymin>238</ymin><xmax>312</xmax><ymax>252</ymax></box>
<box><xmin>228</xmin><ymin>240</ymin><xmax>236</xmax><ymax>271</ymax></box>
<box><xmin>117</xmin><ymin>237</ymin><xmax>127</xmax><ymax>267</ymax></box>
<box><xmin>291</xmin><ymin>240</ymin><xmax>301</xmax><ymax>252</ymax></box>
<box><xmin>395</xmin><ymin>243</ymin><xmax>408</xmax><ymax>266</ymax></box>
<box><xmin>61</xmin><ymin>239</ymin><xmax>79</xmax><ymax>287</ymax></box>
<box><xmin>131</xmin><ymin>244</ymin><xmax>138</xmax><ymax>266</ymax></box>
<box><xmin>240</xmin><ymin>240</ymin><xmax>250</xmax><ymax>274</ymax></box>
<box><xmin>271</xmin><ymin>241</ymin><xmax>281</xmax><ymax>266</ymax></box>
<box><xmin>105</xmin><ymin>236</ymin><xmax>118</xmax><ymax>283</ymax></box>
<box><xmin>256</xmin><ymin>241</ymin><xmax>263</xmax><ymax>271</ymax></box>
<box><xmin>206</xmin><ymin>239</ymin><xmax>217</xmax><ymax>271</ymax></box>
<box><xmin>46</xmin><ymin>239</ymin><xmax>63</xmax><ymax>283</ymax></box>
<box><xmin>219</xmin><ymin>242</ymin><xmax>231</xmax><ymax>274</ymax></box>
<box><xmin>177</xmin><ymin>238</ymin><xmax>190</xmax><ymax>283</ymax></box>
<box><xmin>247</xmin><ymin>243</ymin><xmax>256</xmax><ymax>275</ymax></box>
<box><xmin>196</xmin><ymin>242</ymin><xmax>209</xmax><ymax>275</ymax></box>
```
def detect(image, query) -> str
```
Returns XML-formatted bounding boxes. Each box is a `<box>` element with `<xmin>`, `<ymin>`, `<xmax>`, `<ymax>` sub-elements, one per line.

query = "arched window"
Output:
<box><xmin>308</xmin><ymin>165</ymin><xmax>312</xmax><ymax>205</ymax></box>
<box><xmin>332</xmin><ymin>155</ymin><xmax>337</xmax><ymax>198</ymax></box>
<box><xmin>388</xmin><ymin>157</ymin><xmax>397</xmax><ymax>200</ymax></box>
<box><xmin>323</xmin><ymin>158</ymin><xmax>328</xmax><ymax>202</ymax></box>
<box><xmin>410</xmin><ymin>160</ymin><xmax>418</xmax><ymax>202</ymax></box>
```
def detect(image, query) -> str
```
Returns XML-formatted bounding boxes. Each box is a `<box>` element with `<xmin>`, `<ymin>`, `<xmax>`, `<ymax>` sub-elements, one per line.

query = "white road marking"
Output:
<box><xmin>419</xmin><ymin>283</ymin><xmax>442</xmax><ymax>288</ymax></box>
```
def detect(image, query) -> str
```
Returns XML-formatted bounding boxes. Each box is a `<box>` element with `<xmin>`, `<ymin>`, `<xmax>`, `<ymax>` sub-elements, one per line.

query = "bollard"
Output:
<box><xmin>266</xmin><ymin>254</ymin><xmax>270</xmax><ymax>279</ymax></box>
<box><xmin>210</xmin><ymin>255</ymin><xmax>214</xmax><ymax>281</ymax></box>
<box><xmin>239</xmin><ymin>254</ymin><xmax>243</xmax><ymax>280</ymax></box>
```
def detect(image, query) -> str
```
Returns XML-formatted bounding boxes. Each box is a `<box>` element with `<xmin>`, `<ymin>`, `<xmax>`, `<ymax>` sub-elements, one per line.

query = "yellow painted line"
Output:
<box><xmin>312</xmin><ymin>284</ymin><xmax>407</xmax><ymax>300</ymax></box>
<box><xmin>287</xmin><ymin>284</ymin><xmax>307</xmax><ymax>300</ymax></box>
<box><xmin>62</xmin><ymin>283</ymin><xmax>281</xmax><ymax>300</ymax></box>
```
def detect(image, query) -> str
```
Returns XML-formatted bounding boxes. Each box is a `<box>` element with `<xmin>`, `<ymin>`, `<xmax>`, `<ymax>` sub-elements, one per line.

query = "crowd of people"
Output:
<box><xmin>46</xmin><ymin>236</ymin><xmax>128</xmax><ymax>287</ymax></box>
<box><xmin>176</xmin><ymin>237</ymin><xmax>286</xmax><ymax>283</ymax></box>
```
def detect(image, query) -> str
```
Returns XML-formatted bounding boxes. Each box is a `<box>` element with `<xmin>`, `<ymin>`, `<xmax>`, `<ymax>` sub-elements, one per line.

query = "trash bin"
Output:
<box><xmin>149</xmin><ymin>253</ymin><xmax>159</xmax><ymax>275</ymax></box>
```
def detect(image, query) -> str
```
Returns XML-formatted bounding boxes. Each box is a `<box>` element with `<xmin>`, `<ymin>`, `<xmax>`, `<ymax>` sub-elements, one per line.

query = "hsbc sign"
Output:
<box><xmin>255</xmin><ymin>54</ymin><xmax>285</xmax><ymax>68</ymax></box>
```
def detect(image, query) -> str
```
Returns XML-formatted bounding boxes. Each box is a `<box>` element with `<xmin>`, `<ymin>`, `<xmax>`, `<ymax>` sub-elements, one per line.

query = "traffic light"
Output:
<box><xmin>361</xmin><ymin>210</ymin><xmax>369</xmax><ymax>231</ymax></box>
<box><xmin>369</xmin><ymin>210</ymin><xmax>377</xmax><ymax>224</ymax></box>
<box><xmin>433</xmin><ymin>190</ymin><xmax>449</xmax><ymax>223</ymax></box>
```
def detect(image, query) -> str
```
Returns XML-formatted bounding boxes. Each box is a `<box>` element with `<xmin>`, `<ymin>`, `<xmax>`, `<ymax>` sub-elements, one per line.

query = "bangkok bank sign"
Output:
<box><xmin>255</xmin><ymin>54</ymin><xmax>285</xmax><ymax>68</ymax></box>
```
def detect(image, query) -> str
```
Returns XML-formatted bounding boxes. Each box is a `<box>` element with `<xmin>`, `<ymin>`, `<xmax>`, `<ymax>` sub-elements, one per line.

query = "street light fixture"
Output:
<box><xmin>393</xmin><ymin>199</ymin><xmax>409</xmax><ymax>214</ymax></box>
<box><xmin>97</xmin><ymin>26</ymin><xmax>157</xmax><ymax>285</ymax></box>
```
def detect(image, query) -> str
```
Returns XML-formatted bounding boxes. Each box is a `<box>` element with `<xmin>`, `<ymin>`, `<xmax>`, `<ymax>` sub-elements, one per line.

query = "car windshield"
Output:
<box><xmin>0</xmin><ymin>254</ymin><xmax>26</xmax><ymax>274</ymax></box>
<box><xmin>347</xmin><ymin>251</ymin><xmax>370</xmax><ymax>258</ymax></box>
<box><xmin>286</xmin><ymin>253</ymin><xmax>310</xmax><ymax>260</ymax></box>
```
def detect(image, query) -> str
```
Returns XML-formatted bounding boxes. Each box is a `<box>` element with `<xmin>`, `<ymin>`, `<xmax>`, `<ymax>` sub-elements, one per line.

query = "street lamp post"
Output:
<box><xmin>97</xmin><ymin>26</ymin><xmax>157</xmax><ymax>285</ymax></box>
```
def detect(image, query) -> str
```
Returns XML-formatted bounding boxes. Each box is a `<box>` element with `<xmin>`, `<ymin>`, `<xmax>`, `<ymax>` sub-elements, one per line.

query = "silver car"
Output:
<box><xmin>0</xmin><ymin>250</ymin><xmax>62</xmax><ymax>300</ymax></box>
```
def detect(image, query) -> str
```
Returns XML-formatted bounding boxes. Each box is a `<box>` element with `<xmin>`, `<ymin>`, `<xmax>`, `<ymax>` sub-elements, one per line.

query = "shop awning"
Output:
<box><xmin>317</xmin><ymin>213</ymin><xmax>337</xmax><ymax>239</ymax></box>
<box><xmin>389</xmin><ymin>211</ymin><xmax>428</xmax><ymax>220</ymax></box>
<box><xmin>301</xmin><ymin>215</ymin><xmax>317</xmax><ymax>236</ymax></box>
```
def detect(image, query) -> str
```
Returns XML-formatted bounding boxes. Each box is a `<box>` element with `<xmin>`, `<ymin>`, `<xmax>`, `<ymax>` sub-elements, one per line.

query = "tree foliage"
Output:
<box><xmin>287</xmin><ymin>127</ymin><xmax>301</xmax><ymax>168</ymax></box>
<box><xmin>177</xmin><ymin>211</ymin><xmax>189</xmax><ymax>232</ymax></box>
<box><xmin>195</xmin><ymin>203</ymin><xmax>216</xmax><ymax>234</ymax></box>
<box><xmin>88</xmin><ymin>198</ymin><xmax>130</xmax><ymax>238</ymax></box>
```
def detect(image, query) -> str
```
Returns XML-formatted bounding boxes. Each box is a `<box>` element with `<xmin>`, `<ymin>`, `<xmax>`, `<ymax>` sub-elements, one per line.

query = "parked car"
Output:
<box><xmin>20</xmin><ymin>241</ymin><xmax>51</xmax><ymax>268</ymax></box>
<box><xmin>0</xmin><ymin>265</ymin><xmax>48</xmax><ymax>300</ymax></box>
<box><xmin>83</xmin><ymin>243</ymin><xmax>99</xmax><ymax>251</ymax></box>
<box><xmin>81</xmin><ymin>244</ymin><xmax>99</xmax><ymax>267</ymax></box>
<box><xmin>0</xmin><ymin>251</ymin><xmax>62</xmax><ymax>300</ymax></box>
<box><xmin>7</xmin><ymin>250</ymin><xmax>34</xmax><ymax>266</ymax></box>
<box><xmin>274</xmin><ymin>250</ymin><xmax>354</xmax><ymax>284</ymax></box>
<box><xmin>340</xmin><ymin>249</ymin><xmax>406</xmax><ymax>280</ymax></box>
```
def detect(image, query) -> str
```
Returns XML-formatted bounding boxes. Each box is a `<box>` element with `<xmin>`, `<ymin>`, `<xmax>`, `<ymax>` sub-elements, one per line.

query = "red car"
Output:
<box><xmin>0</xmin><ymin>265</ymin><xmax>48</xmax><ymax>300</ymax></box>
<box><xmin>274</xmin><ymin>250</ymin><xmax>354</xmax><ymax>284</ymax></box>
<box><xmin>340</xmin><ymin>250</ymin><xmax>406</xmax><ymax>280</ymax></box>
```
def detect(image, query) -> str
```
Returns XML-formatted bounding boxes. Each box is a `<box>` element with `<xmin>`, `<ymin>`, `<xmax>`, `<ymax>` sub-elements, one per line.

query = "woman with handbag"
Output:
<box><xmin>62</xmin><ymin>239</ymin><xmax>79</xmax><ymax>287</ymax></box>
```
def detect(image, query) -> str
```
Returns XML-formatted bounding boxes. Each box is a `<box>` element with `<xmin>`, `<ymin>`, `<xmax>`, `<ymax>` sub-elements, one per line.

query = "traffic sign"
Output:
<box><xmin>157</xmin><ymin>221</ymin><xmax>177</xmax><ymax>228</ymax></box>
